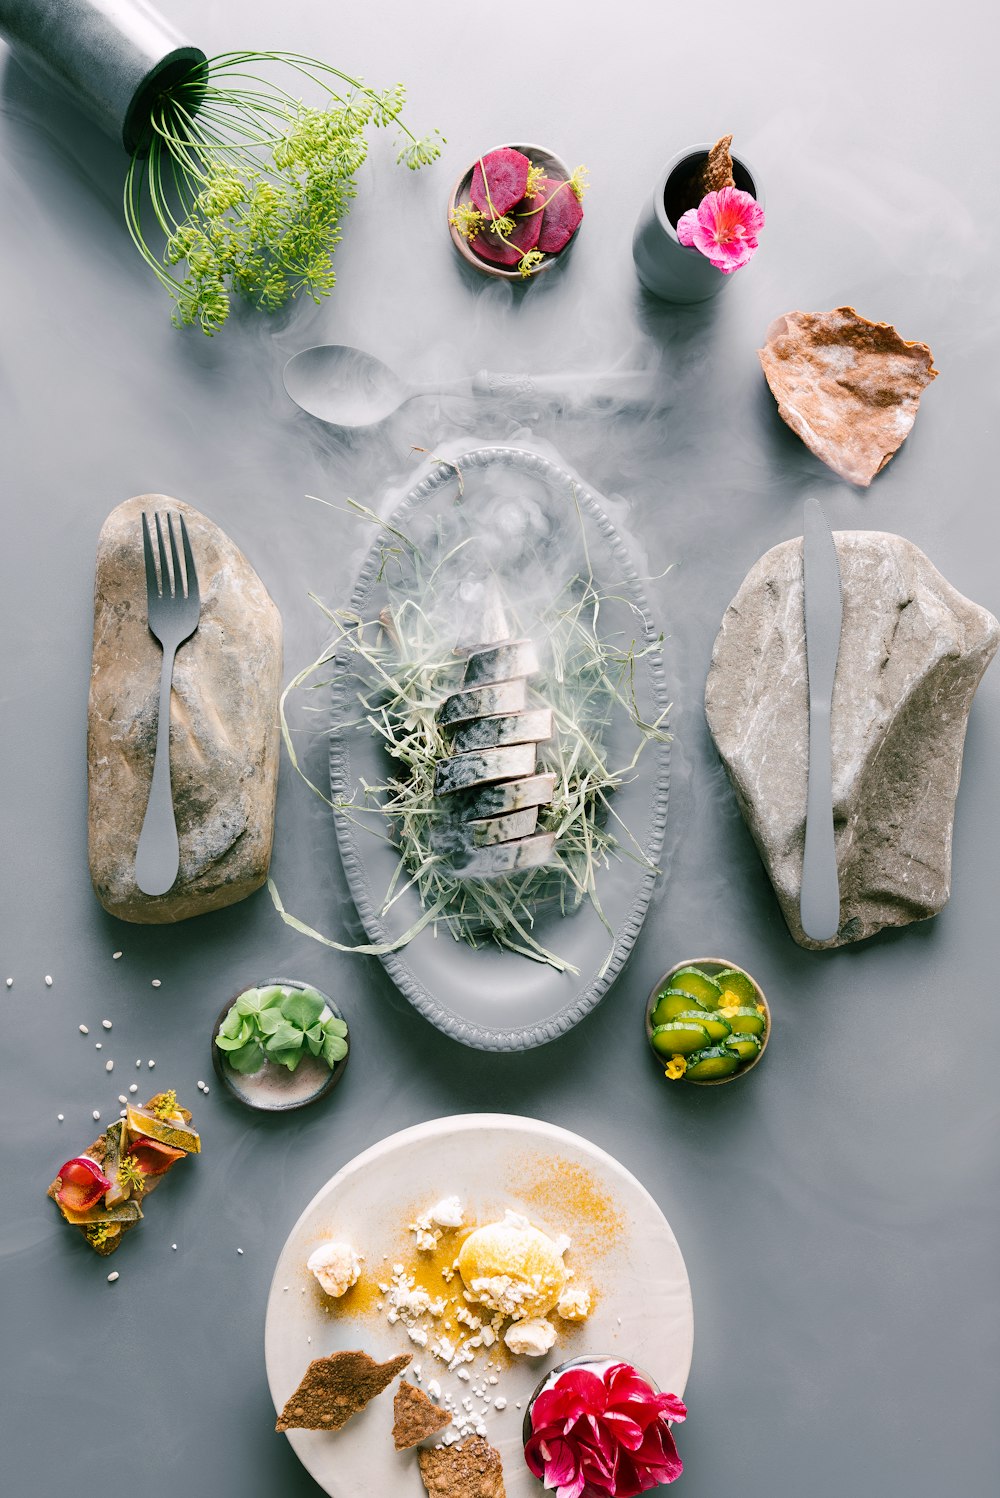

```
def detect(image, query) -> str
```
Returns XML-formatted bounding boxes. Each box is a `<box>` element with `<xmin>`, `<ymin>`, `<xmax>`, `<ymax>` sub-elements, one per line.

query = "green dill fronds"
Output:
<box><xmin>569</xmin><ymin>164</ymin><xmax>590</xmax><ymax>201</ymax></box>
<box><xmin>117</xmin><ymin>1155</ymin><xmax>146</xmax><ymax>1195</ymax></box>
<box><xmin>518</xmin><ymin>249</ymin><xmax>546</xmax><ymax>278</ymax></box>
<box><xmin>523</xmin><ymin>163</ymin><xmax>546</xmax><ymax>198</ymax></box>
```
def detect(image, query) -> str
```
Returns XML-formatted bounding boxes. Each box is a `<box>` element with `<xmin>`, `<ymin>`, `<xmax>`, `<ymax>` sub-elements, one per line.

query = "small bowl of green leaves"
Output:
<box><xmin>645</xmin><ymin>957</ymin><xmax>770</xmax><ymax>1086</ymax></box>
<box><xmin>212</xmin><ymin>979</ymin><xmax>349</xmax><ymax>1112</ymax></box>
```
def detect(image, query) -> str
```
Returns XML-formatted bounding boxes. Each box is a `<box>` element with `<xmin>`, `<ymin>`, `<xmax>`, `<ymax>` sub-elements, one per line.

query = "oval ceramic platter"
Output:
<box><xmin>328</xmin><ymin>446</ymin><xmax>670</xmax><ymax>1051</ymax></box>
<box><xmin>264</xmin><ymin>1114</ymin><xmax>693</xmax><ymax>1498</ymax></box>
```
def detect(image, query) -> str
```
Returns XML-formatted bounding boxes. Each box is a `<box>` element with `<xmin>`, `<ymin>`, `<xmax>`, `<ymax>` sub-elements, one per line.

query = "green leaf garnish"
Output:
<box><xmin>227</xmin><ymin>1039</ymin><xmax>267</xmax><ymax>1075</ymax></box>
<box><xmin>215</xmin><ymin>986</ymin><xmax>348</xmax><ymax>1076</ymax></box>
<box><xmin>280</xmin><ymin>987</ymin><xmax>326</xmax><ymax>1029</ymax></box>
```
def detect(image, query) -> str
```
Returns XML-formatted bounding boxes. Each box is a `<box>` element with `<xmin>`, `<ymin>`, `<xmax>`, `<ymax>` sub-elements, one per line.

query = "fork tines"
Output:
<box><xmin>141</xmin><ymin>511</ymin><xmax>198</xmax><ymax>600</ymax></box>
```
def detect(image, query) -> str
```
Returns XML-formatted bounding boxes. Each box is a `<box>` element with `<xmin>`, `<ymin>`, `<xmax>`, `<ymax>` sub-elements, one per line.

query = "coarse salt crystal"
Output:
<box><xmin>172</xmin><ymin>1244</ymin><xmax>177</xmax><ymax>1251</ymax></box>
<box><xmin>494</xmin><ymin>1396</ymin><xmax>507</xmax><ymax>1410</ymax></box>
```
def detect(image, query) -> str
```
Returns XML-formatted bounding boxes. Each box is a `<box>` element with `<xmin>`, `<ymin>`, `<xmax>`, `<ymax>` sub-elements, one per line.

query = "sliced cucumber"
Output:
<box><xmin>650</xmin><ymin>988</ymin><xmax>706</xmax><ymax>1027</ymax></box>
<box><xmin>650</xmin><ymin>1021</ymin><xmax>711</xmax><ymax>1057</ymax></box>
<box><xmin>673</xmin><ymin>1009</ymin><xmax>732</xmax><ymax>1044</ymax></box>
<box><xmin>713</xmin><ymin>967</ymin><xmax>757</xmax><ymax>1005</ymax></box>
<box><xmin>719</xmin><ymin>1006</ymin><xmax>767</xmax><ymax>1038</ymax></box>
<box><xmin>685</xmin><ymin>1046</ymin><xmax>741</xmax><ymax>1081</ymax></box>
<box><xmin>725</xmin><ymin>1033</ymin><xmax>762</xmax><ymax>1063</ymax></box>
<box><xmin>669</xmin><ymin>967</ymin><xmax>724</xmax><ymax>1008</ymax></box>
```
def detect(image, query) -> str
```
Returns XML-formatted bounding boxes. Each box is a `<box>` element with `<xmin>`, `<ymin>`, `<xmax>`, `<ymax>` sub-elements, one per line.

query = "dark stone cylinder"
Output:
<box><xmin>0</xmin><ymin>0</ymin><xmax>205</xmax><ymax>154</ymax></box>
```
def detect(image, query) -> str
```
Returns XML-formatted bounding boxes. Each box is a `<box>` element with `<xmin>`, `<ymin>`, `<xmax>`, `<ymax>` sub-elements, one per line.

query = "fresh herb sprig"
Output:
<box><xmin>215</xmin><ymin>984</ymin><xmax>348</xmax><ymax>1074</ymax></box>
<box><xmin>125</xmin><ymin>50</ymin><xmax>442</xmax><ymax>333</ymax></box>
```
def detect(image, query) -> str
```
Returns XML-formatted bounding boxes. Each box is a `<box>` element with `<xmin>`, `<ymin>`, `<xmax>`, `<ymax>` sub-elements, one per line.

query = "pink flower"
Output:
<box><xmin>676</xmin><ymin>185</ymin><xmax>765</xmax><ymax>273</ymax></box>
<box><xmin>524</xmin><ymin>1362</ymin><xmax>686</xmax><ymax>1498</ymax></box>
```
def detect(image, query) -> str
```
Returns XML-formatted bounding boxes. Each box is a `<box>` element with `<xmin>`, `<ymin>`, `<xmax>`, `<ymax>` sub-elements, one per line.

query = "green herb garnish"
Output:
<box><xmin>215</xmin><ymin>985</ymin><xmax>348</xmax><ymax>1075</ymax></box>
<box><xmin>124</xmin><ymin>51</ymin><xmax>442</xmax><ymax>334</ymax></box>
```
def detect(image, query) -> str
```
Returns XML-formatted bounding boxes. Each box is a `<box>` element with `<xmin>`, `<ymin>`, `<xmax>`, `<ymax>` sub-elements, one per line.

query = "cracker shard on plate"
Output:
<box><xmin>418</xmin><ymin>1436</ymin><xmax>506</xmax><ymax>1498</ymax></box>
<box><xmin>700</xmin><ymin>133</ymin><xmax>736</xmax><ymax>194</ymax></box>
<box><xmin>275</xmin><ymin>1350</ymin><xmax>411</xmax><ymax>1432</ymax></box>
<box><xmin>758</xmin><ymin>306</ymin><xmax>938</xmax><ymax>487</ymax></box>
<box><xmin>392</xmin><ymin>1379</ymin><xmax>451</xmax><ymax>1449</ymax></box>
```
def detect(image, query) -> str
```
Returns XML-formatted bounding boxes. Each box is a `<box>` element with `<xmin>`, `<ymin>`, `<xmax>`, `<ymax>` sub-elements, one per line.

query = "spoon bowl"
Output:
<box><xmin>283</xmin><ymin>344</ymin><xmax>414</xmax><ymax>428</ymax></box>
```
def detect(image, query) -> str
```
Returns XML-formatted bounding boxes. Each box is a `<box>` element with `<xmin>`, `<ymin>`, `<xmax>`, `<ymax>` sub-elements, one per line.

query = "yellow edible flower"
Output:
<box><xmin>664</xmin><ymin>1055</ymin><xmax>687</xmax><ymax>1081</ymax></box>
<box><xmin>117</xmin><ymin>1154</ymin><xmax>145</xmax><ymax>1195</ymax></box>
<box><xmin>151</xmin><ymin>1089</ymin><xmax>178</xmax><ymax>1121</ymax></box>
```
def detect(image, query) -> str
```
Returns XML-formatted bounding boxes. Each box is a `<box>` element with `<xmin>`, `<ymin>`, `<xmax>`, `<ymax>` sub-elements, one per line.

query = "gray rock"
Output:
<box><xmin>705</xmin><ymin>531</ymin><xmax>998</xmax><ymax>948</ymax></box>
<box><xmin>88</xmin><ymin>495</ymin><xmax>282</xmax><ymax>923</ymax></box>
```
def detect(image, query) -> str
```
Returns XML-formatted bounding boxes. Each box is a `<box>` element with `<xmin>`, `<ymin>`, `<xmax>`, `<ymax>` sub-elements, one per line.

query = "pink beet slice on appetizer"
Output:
<box><xmin>470</xmin><ymin>146</ymin><xmax>532</xmax><ymax>218</ymax></box>
<box><xmin>535</xmin><ymin>177</ymin><xmax>584</xmax><ymax>253</ymax></box>
<box><xmin>471</xmin><ymin>204</ymin><xmax>543</xmax><ymax>267</ymax></box>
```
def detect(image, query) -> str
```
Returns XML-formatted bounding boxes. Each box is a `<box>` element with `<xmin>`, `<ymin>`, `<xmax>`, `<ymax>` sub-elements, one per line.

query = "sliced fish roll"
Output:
<box><xmin>469</xmin><ymin>806</ymin><xmax>540</xmax><ymax>847</ymax></box>
<box><xmin>432</xmin><ymin>743</ymin><xmax>536</xmax><ymax>796</ymax></box>
<box><xmin>462</xmin><ymin>639</ymin><xmax>539</xmax><ymax>688</ymax></box>
<box><xmin>440</xmin><ymin>773</ymin><xmax>557</xmax><ymax>823</ymax></box>
<box><xmin>449</xmin><ymin>832</ymin><xmax>556</xmax><ymax>880</ymax></box>
<box><xmin>448</xmin><ymin>708</ymin><xmax>553</xmax><ymax>756</ymax></box>
<box><xmin>436</xmin><ymin>678</ymin><xmax>527</xmax><ymax>726</ymax></box>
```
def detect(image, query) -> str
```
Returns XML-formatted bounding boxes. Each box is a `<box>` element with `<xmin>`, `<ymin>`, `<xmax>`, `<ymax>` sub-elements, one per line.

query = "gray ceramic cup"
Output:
<box><xmin>632</xmin><ymin>143</ymin><xmax>764</xmax><ymax>304</ymax></box>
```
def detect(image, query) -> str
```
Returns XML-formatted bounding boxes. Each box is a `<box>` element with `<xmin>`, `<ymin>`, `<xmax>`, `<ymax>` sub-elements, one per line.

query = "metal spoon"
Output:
<box><xmin>282</xmin><ymin>344</ymin><xmax>658</xmax><ymax>429</ymax></box>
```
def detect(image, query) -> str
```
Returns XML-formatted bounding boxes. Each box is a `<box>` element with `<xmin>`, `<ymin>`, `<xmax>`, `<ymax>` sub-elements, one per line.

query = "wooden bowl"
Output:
<box><xmin>645</xmin><ymin>957</ymin><xmax>770</xmax><ymax>1086</ymax></box>
<box><xmin>211</xmin><ymin>978</ymin><xmax>349</xmax><ymax>1112</ymax></box>
<box><xmin>448</xmin><ymin>142</ymin><xmax>579</xmax><ymax>280</ymax></box>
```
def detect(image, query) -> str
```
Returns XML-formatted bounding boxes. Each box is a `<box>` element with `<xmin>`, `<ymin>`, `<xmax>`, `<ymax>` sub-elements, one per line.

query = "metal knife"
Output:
<box><xmin>800</xmin><ymin>498</ymin><xmax>843</xmax><ymax>942</ymax></box>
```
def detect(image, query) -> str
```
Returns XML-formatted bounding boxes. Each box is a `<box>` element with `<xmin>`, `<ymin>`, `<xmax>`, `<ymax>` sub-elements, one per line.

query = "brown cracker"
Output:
<box><xmin>392</xmin><ymin>1379</ymin><xmax>452</xmax><ymax>1449</ymax></box>
<box><xmin>275</xmin><ymin>1350</ymin><xmax>411</xmax><ymax>1432</ymax></box>
<box><xmin>418</xmin><ymin>1435</ymin><xmax>506</xmax><ymax>1498</ymax></box>
<box><xmin>700</xmin><ymin>133</ymin><xmax>735</xmax><ymax>194</ymax></box>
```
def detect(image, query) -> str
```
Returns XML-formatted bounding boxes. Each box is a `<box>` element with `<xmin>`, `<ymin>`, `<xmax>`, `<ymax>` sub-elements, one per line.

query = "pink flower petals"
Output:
<box><xmin>524</xmin><ymin>1362</ymin><xmax>687</xmax><ymax>1498</ymax></box>
<box><xmin>676</xmin><ymin>185</ymin><xmax>765</xmax><ymax>273</ymax></box>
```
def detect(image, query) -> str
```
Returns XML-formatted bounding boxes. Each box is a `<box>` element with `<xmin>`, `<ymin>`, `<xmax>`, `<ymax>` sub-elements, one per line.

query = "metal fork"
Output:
<box><xmin>134</xmin><ymin>512</ymin><xmax>201</xmax><ymax>897</ymax></box>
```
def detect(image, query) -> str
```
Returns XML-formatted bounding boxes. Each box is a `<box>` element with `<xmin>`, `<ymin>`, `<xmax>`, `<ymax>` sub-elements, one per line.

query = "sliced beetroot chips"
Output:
<box><xmin>471</xmin><ymin>203</ymin><xmax>543</xmax><ymax>267</ymax></box>
<box><xmin>469</xmin><ymin>147</ymin><xmax>531</xmax><ymax>218</ymax></box>
<box><xmin>535</xmin><ymin>176</ymin><xmax>584</xmax><ymax>253</ymax></box>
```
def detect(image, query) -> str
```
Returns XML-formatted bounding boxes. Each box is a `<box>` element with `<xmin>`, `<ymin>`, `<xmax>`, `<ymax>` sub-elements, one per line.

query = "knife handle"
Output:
<box><xmin>800</xmin><ymin>701</ymin><xmax>840</xmax><ymax>942</ymax></box>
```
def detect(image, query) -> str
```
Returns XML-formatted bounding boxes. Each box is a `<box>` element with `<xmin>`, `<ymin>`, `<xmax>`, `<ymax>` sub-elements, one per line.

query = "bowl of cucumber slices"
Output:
<box><xmin>645</xmin><ymin>957</ymin><xmax>770</xmax><ymax>1085</ymax></box>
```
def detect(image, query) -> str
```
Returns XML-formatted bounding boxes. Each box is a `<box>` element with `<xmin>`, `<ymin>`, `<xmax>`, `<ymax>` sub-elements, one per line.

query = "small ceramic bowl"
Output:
<box><xmin>522</xmin><ymin>1357</ymin><xmax>663</xmax><ymax>1447</ymax></box>
<box><xmin>645</xmin><ymin>957</ymin><xmax>770</xmax><ymax>1086</ymax></box>
<box><xmin>448</xmin><ymin>142</ymin><xmax>579</xmax><ymax>280</ymax></box>
<box><xmin>211</xmin><ymin>978</ymin><xmax>349</xmax><ymax>1113</ymax></box>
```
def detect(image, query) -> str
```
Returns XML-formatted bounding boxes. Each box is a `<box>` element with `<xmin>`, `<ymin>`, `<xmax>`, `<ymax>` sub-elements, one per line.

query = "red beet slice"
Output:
<box><xmin>469</xmin><ymin>148</ymin><xmax>532</xmax><ymax>219</ymax></box>
<box><xmin>535</xmin><ymin>177</ymin><xmax>584</xmax><ymax>253</ymax></box>
<box><xmin>470</xmin><ymin>199</ymin><xmax>543</xmax><ymax>268</ymax></box>
<box><xmin>55</xmin><ymin>1156</ymin><xmax>112</xmax><ymax>1212</ymax></box>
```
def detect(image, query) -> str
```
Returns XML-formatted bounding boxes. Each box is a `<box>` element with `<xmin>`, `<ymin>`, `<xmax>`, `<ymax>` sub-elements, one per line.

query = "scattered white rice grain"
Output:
<box><xmin>171</xmin><ymin>1244</ymin><xmax>177</xmax><ymax>1250</ymax></box>
<box><xmin>136</xmin><ymin>1060</ymin><xmax>141</xmax><ymax>1068</ymax></box>
<box><xmin>118</xmin><ymin>1095</ymin><xmax>127</xmax><ymax>1104</ymax></box>
<box><xmin>112</xmin><ymin>952</ymin><xmax>122</xmax><ymax>960</ymax></box>
<box><xmin>151</xmin><ymin>979</ymin><xmax>161</xmax><ymax>988</ymax></box>
<box><xmin>107</xmin><ymin>1271</ymin><xmax>119</xmax><ymax>1283</ymax></box>
<box><xmin>101</xmin><ymin>1019</ymin><xmax>112</xmax><ymax>1030</ymax></box>
<box><xmin>201</xmin><ymin>1084</ymin><xmax>209</xmax><ymax>1094</ymax></box>
<box><xmin>5</xmin><ymin>978</ymin><xmax>12</xmax><ymax>988</ymax></box>
<box><xmin>45</xmin><ymin>976</ymin><xmax>53</xmax><ymax>986</ymax></box>
<box><xmin>105</xmin><ymin>1060</ymin><xmax>114</xmax><ymax>1072</ymax></box>
<box><xmin>237</xmin><ymin>1248</ymin><xmax>244</xmax><ymax>1255</ymax></box>
<box><xmin>92</xmin><ymin>1110</ymin><xmax>101</xmax><ymax>1121</ymax></box>
<box><xmin>128</xmin><ymin>1084</ymin><xmax>138</xmax><ymax>1094</ymax></box>
<box><xmin>148</xmin><ymin>1060</ymin><xmax>155</xmax><ymax>1068</ymax></box>
<box><xmin>119</xmin><ymin>1109</ymin><xmax>127</xmax><ymax>1118</ymax></box>
<box><xmin>79</xmin><ymin>1025</ymin><xmax>89</xmax><ymax>1035</ymax></box>
<box><xmin>95</xmin><ymin>1043</ymin><xmax>102</xmax><ymax>1050</ymax></box>
<box><xmin>57</xmin><ymin>1114</ymin><xmax>64</xmax><ymax>1122</ymax></box>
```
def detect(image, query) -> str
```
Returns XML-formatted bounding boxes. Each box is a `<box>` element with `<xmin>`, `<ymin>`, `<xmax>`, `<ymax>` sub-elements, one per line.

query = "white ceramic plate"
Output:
<box><xmin>265</xmin><ymin>1115</ymin><xmax>693</xmax><ymax>1498</ymax></box>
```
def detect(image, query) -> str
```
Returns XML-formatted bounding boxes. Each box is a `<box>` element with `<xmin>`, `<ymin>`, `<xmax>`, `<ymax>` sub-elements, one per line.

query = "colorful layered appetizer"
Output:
<box><xmin>524</xmin><ymin>1358</ymin><xmax>686</xmax><ymax>1495</ymax></box>
<box><xmin>647</xmin><ymin>959</ymin><xmax>770</xmax><ymax>1083</ymax></box>
<box><xmin>47</xmin><ymin>1092</ymin><xmax>200</xmax><ymax>1254</ymax></box>
<box><xmin>449</xmin><ymin>145</ymin><xmax>588</xmax><ymax>278</ymax></box>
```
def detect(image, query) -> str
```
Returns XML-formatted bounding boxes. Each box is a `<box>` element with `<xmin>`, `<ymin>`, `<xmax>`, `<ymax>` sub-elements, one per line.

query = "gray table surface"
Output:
<box><xmin>2</xmin><ymin>2</ymin><xmax>998</xmax><ymax>1495</ymax></box>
